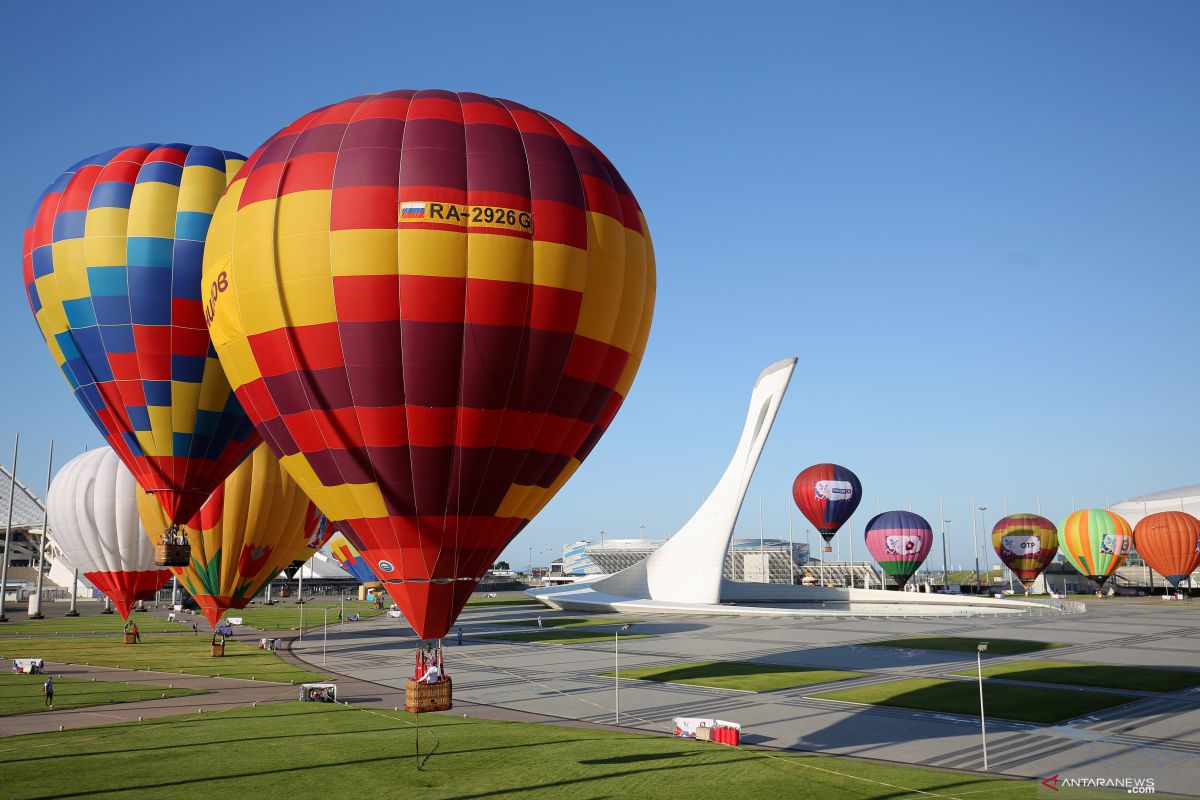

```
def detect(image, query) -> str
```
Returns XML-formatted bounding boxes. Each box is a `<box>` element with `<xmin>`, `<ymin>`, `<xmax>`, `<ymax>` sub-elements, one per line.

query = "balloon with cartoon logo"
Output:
<box><xmin>1058</xmin><ymin>509</ymin><xmax>1132</xmax><ymax>588</ymax></box>
<box><xmin>1133</xmin><ymin>511</ymin><xmax>1200</xmax><ymax>588</ymax></box>
<box><xmin>793</xmin><ymin>463</ymin><xmax>862</xmax><ymax>553</ymax></box>
<box><xmin>137</xmin><ymin>444</ymin><xmax>321</xmax><ymax>626</ymax></box>
<box><xmin>863</xmin><ymin>510</ymin><xmax>932</xmax><ymax>588</ymax></box>
<box><xmin>991</xmin><ymin>514</ymin><xmax>1058</xmax><ymax>593</ymax></box>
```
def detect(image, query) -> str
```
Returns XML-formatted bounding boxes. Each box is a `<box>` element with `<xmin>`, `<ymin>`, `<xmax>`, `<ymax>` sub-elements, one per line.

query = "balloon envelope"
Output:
<box><xmin>1133</xmin><ymin>511</ymin><xmax>1200</xmax><ymax>587</ymax></box>
<box><xmin>46</xmin><ymin>448</ymin><xmax>170</xmax><ymax>618</ymax></box>
<box><xmin>328</xmin><ymin>531</ymin><xmax>379</xmax><ymax>584</ymax></box>
<box><xmin>137</xmin><ymin>444</ymin><xmax>321</xmax><ymax>626</ymax></box>
<box><xmin>1059</xmin><ymin>509</ymin><xmax>1132</xmax><ymax>586</ymax></box>
<box><xmin>203</xmin><ymin>90</ymin><xmax>655</xmax><ymax>639</ymax></box>
<box><xmin>863</xmin><ymin>510</ymin><xmax>932</xmax><ymax>587</ymax></box>
<box><xmin>991</xmin><ymin>514</ymin><xmax>1058</xmax><ymax>590</ymax></box>
<box><xmin>23</xmin><ymin>145</ymin><xmax>261</xmax><ymax>527</ymax></box>
<box><xmin>792</xmin><ymin>463</ymin><xmax>862</xmax><ymax>546</ymax></box>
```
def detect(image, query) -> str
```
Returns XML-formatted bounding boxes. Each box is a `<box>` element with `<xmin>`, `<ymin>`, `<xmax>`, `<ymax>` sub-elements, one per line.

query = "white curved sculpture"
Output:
<box><xmin>47</xmin><ymin>448</ymin><xmax>170</xmax><ymax>618</ymax></box>
<box><xmin>589</xmin><ymin>358</ymin><xmax>796</xmax><ymax>603</ymax></box>
<box><xmin>530</xmin><ymin>358</ymin><xmax>1057</xmax><ymax>618</ymax></box>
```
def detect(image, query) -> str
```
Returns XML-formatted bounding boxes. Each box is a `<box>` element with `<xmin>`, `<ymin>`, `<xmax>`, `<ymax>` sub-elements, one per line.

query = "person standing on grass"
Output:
<box><xmin>43</xmin><ymin>677</ymin><xmax>54</xmax><ymax>708</ymax></box>
<box><xmin>457</xmin><ymin>626</ymin><xmax>463</xmax><ymax>646</ymax></box>
<box><xmin>537</xmin><ymin>615</ymin><xmax>543</xmax><ymax>629</ymax></box>
<box><xmin>132</xmin><ymin>623</ymin><xmax>141</xmax><ymax>643</ymax></box>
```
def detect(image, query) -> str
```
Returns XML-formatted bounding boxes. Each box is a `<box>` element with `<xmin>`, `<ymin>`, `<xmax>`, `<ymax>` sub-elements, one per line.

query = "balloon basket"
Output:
<box><xmin>155</xmin><ymin>542</ymin><xmax>191</xmax><ymax>568</ymax></box>
<box><xmin>210</xmin><ymin>642</ymin><xmax>225</xmax><ymax>658</ymax></box>
<box><xmin>405</xmin><ymin>677</ymin><xmax>452</xmax><ymax>713</ymax></box>
<box><xmin>123</xmin><ymin>633</ymin><xmax>137</xmax><ymax>645</ymax></box>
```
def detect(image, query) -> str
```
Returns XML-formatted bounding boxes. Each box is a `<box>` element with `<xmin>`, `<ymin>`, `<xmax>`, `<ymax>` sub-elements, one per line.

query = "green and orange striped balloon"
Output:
<box><xmin>1059</xmin><ymin>509</ymin><xmax>1133</xmax><ymax>587</ymax></box>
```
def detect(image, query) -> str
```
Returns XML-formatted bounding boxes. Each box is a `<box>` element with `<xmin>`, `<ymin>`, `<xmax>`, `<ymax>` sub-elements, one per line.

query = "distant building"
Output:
<box><xmin>580</xmin><ymin>537</ymin><xmax>810</xmax><ymax>585</ymax></box>
<box><xmin>561</xmin><ymin>540</ymin><xmax>601</xmax><ymax>575</ymax></box>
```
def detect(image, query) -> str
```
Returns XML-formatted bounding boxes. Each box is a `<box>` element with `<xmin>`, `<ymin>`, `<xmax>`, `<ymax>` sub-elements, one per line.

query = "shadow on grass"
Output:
<box><xmin>580</xmin><ymin>750</ymin><xmax>702</xmax><ymax>765</ymax></box>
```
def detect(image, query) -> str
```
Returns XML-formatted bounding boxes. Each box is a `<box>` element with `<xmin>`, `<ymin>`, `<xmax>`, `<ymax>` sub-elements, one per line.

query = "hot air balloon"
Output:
<box><xmin>991</xmin><ymin>514</ymin><xmax>1058</xmax><ymax>594</ymax></box>
<box><xmin>46</xmin><ymin>448</ymin><xmax>171</xmax><ymax>618</ymax></box>
<box><xmin>793</xmin><ymin>464</ymin><xmax>862</xmax><ymax>553</ymax></box>
<box><xmin>329</xmin><ymin>531</ymin><xmax>380</xmax><ymax>585</ymax></box>
<box><xmin>863</xmin><ymin>511</ymin><xmax>932</xmax><ymax>588</ymax></box>
<box><xmin>1133</xmin><ymin>511</ymin><xmax>1200</xmax><ymax>588</ymax></box>
<box><xmin>23</xmin><ymin>145</ymin><xmax>262</xmax><ymax>566</ymax></box>
<box><xmin>1059</xmin><ymin>509</ymin><xmax>1132</xmax><ymax>588</ymax></box>
<box><xmin>137</xmin><ymin>444</ymin><xmax>322</xmax><ymax>626</ymax></box>
<box><xmin>203</xmin><ymin>90</ymin><xmax>655</xmax><ymax>642</ymax></box>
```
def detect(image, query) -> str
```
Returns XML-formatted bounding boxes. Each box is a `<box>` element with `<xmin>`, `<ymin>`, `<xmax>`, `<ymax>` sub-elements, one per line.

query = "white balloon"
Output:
<box><xmin>47</xmin><ymin>447</ymin><xmax>168</xmax><ymax>615</ymax></box>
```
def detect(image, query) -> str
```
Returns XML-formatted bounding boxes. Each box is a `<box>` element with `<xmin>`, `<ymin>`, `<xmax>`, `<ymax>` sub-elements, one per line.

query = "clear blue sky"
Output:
<box><xmin>1</xmin><ymin>2</ymin><xmax>1196</xmax><ymax>570</ymax></box>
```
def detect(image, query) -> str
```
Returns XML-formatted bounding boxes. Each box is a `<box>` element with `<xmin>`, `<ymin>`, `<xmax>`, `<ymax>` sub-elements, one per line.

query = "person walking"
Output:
<box><xmin>43</xmin><ymin>677</ymin><xmax>54</xmax><ymax>708</ymax></box>
<box><xmin>192</xmin><ymin>622</ymin><xmax>198</xmax><ymax>636</ymax></box>
<box><xmin>537</xmin><ymin>615</ymin><xmax>543</xmax><ymax>629</ymax></box>
<box><xmin>132</xmin><ymin>623</ymin><xmax>141</xmax><ymax>643</ymax></box>
<box><xmin>456</xmin><ymin>626</ymin><xmax>463</xmax><ymax>646</ymax></box>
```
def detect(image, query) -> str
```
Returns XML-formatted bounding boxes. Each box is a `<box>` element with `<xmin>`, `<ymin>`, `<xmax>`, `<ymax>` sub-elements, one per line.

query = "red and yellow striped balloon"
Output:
<box><xmin>1059</xmin><ymin>509</ymin><xmax>1132</xmax><ymax>587</ymax></box>
<box><xmin>203</xmin><ymin>90</ymin><xmax>655</xmax><ymax>638</ymax></box>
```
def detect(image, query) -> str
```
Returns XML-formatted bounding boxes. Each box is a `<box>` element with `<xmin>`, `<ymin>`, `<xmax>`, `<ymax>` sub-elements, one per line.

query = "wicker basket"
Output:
<box><xmin>122</xmin><ymin>632</ymin><xmax>137</xmax><ymax>645</ymax></box>
<box><xmin>155</xmin><ymin>542</ymin><xmax>191</xmax><ymax>567</ymax></box>
<box><xmin>404</xmin><ymin>677</ymin><xmax>452</xmax><ymax>713</ymax></box>
<box><xmin>210</xmin><ymin>642</ymin><xmax>225</xmax><ymax>657</ymax></box>
<box><xmin>695</xmin><ymin>726</ymin><xmax>712</xmax><ymax>742</ymax></box>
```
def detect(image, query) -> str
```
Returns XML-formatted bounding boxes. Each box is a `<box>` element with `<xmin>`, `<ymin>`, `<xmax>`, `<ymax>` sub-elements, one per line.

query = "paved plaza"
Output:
<box><xmin>291</xmin><ymin>598</ymin><xmax>1200</xmax><ymax>797</ymax></box>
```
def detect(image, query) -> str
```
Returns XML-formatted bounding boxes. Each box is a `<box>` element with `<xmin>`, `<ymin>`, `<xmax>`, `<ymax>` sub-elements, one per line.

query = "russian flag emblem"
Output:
<box><xmin>400</xmin><ymin>202</ymin><xmax>426</xmax><ymax>218</ymax></box>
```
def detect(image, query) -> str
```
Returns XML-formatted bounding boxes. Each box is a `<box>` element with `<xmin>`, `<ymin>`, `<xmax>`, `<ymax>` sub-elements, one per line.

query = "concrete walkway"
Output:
<box><xmin>0</xmin><ymin>659</ymin><xmax>302</xmax><ymax>736</ymax></box>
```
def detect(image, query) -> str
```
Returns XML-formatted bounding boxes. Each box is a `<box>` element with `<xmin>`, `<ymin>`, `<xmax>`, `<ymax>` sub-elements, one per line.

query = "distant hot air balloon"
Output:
<box><xmin>46</xmin><ymin>448</ymin><xmax>171</xmax><ymax>618</ymax></box>
<box><xmin>203</xmin><ymin>90</ymin><xmax>655</xmax><ymax>641</ymax></box>
<box><xmin>991</xmin><ymin>514</ymin><xmax>1058</xmax><ymax>593</ymax></box>
<box><xmin>1133</xmin><ymin>511</ymin><xmax>1200</xmax><ymax>588</ymax></box>
<box><xmin>863</xmin><ymin>510</ymin><xmax>932</xmax><ymax>588</ymax></box>
<box><xmin>329</xmin><ymin>531</ymin><xmax>379</xmax><ymax>585</ymax></box>
<box><xmin>23</xmin><ymin>145</ymin><xmax>262</xmax><ymax>562</ymax></box>
<box><xmin>137</xmin><ymin>444</ymin><xmax>321</xmax><ymax>626</ymax></box>
<box><xmin>1059</xmin><ymin>509</ymin><xmax>1132</xmax><ymax>588</ymax></box>
<box><xmin>793</xmin><ymin>464</ymin><xmax>862</xmax><ymax>553</ymax></box>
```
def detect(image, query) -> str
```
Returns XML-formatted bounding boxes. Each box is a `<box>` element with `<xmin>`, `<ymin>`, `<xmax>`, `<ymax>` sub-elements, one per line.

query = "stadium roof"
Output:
<box><xmin>1111</xmin><ymin>484</ymin><xmax>1200</xmax><ymax>527</ymax></box>
<box><xmin>0</xmin><ymin>463</ymin><xmax>46</xmax><ymax>529</ymax></box>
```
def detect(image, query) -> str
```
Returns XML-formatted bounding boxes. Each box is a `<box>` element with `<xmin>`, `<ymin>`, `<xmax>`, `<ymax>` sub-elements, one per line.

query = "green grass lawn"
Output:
<box><xmin>0</xmin><ymin>702</ymin><xmax>1030</xmax><ymax>799</ymax></box>
<box><xmin>463</xmin><ymin>594</ymin><xmax>541</xmax><ymax>608</ymax></box>
<box><xmin>954</xmin><ymin>660</ymin><xmax>1200</xmax><ymax>693</ymax></box>
<box><xmin>864</xmin><ymin>637</ymin><xmax>1065</xmax><ymax>655</ymax></box>
<box><xmin>501</xmin><ymin>616</ymin><xmax>636</xmax><ymax>629</ymax></box>
<box><xmin>813</xmin><ymin>677</ymin><xmax>1135</xmax><ymax>724</ymax></box>
<box><xmin>0</xmin><ymin>673</ymin><xmax>201</xmax><ymax>716</ymax></box>
<box><xmin>477</xmin><ymin>629</ymin><xmax>657</xmax><ymax>645</ymax></box>
<box><xmin>226</xmin><ymin>599</ymin><xmax>383</xmax><ymax>631</ymax></box>
<box><xmin>0</xmin><ymin>613</ymin><xmax>185</xmax><ymax>636</ymax></box>
<box><xmin>598</xmin><ymin>660</ymin><xmax>863</xmax><ymax>692</ymax></box>
<box><xmin>0</xmin><ymin>635</ymin><xmax>326</xmax><ymax>684</ymax></box>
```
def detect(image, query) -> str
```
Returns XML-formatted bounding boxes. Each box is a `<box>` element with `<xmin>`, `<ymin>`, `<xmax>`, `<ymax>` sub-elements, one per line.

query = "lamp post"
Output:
<box><xmin>977</xmin><ymin>641</ymin><xmax>989</xmax><ymax>769</ymax></box>
<box><xmin>970</xmin><ymin>497</ymin><xmax>981</xmax><ymax>592</ymax></box>
<box><xmin>0</xmin><ymin>434</ymin><xmax>20</xmax><ymax>623</ymax></box>
<box><xmin>323</xmin><ymin>609</ymin><xmax>328</xmax><ymax>666</ymax></box>
<box><xmin>30</xmin><ymin>441</ymin><xmax>54</xmax><ymax>619</ymax></box>
<box><xmin>615</xmin><ymin>623</ymin><xmax>633</xmax><ymax>724</ymax></box>
<box><xmin>942</xmin><ymin>518</ymin><xmax>951</xmax><ymax>589</ymax></box>
<box><xmin>978</xmin><ymin>506</ymin><xmax>988</xmax><ymax>590</ymax></box>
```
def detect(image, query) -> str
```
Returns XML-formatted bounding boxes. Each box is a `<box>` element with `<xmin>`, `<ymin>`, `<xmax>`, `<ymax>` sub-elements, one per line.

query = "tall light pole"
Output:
<box><xmin>978</xmin><ymin>506</ymin><xmax>988</xmax><ymax>589</ymax></box>
<box><xmin>977</xmin><ymin>641</ymin><xmax>989</xmax><ymax>769</ymax></box>
<box><xmin>970</xmin><ymin>497</ymin><xmax>981</xmax><ymax>592</ymax></box>
<box><xmin>0</xmin><ymin>434</ymin><xmax>20</xmax><ymax>623</ymax></box>
<box><xmin>942</xmin><ymin>518</ymin><xmax>951</xmax><ymax>588</ymax></box>
<box><xmin>30</xmin><ymin>440</ymin><xmax>54</xmax><ymax>619</ymax></box>
<box><xmin>615</xmin><ymin>623</ymin><xmax>633</xmax><ymax>724</ymax></box>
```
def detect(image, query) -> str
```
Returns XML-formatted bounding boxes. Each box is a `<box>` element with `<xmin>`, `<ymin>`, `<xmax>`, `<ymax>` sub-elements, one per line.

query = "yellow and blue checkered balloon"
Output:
<box><xmin>22</xmin><ymin>144</ymin><xmax>261</xmax><ymax>526</ymax></box>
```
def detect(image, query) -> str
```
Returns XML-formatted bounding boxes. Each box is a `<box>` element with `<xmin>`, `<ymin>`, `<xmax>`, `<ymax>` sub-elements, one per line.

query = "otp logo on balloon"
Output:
<box><xmin>885</xmin><ymin>535</ymin><xmax>921</xmax><ymax>555</ymax></box>
<box><xmin>377</xmin><ymin>560</ymin><xmax>395</xmax><ymax>574</ymax></box>
<box><xmin>1002</xmin><ymin>535</ymin><xmax>1042</xmax><ymax>556</ymax></box>
<box><xmin>814</xmin><ymin>480</ymin><xmax>854</xmax><ymax>501</ymax></box>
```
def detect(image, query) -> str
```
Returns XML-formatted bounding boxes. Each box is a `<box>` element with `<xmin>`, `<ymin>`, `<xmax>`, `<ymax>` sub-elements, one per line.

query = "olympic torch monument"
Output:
<box><xmin>528</xmin><ymin>358</ymin><xmax>1061</xmax><ymax>618</ymax></box>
